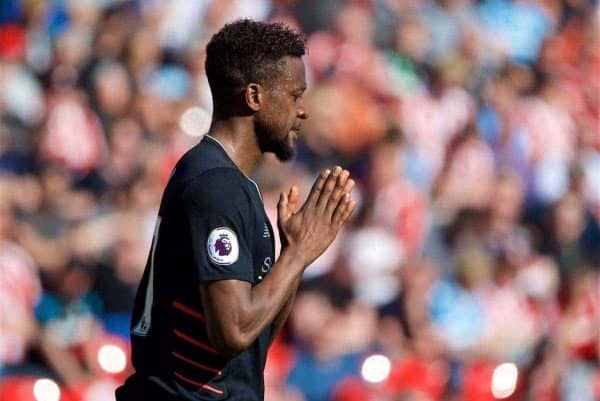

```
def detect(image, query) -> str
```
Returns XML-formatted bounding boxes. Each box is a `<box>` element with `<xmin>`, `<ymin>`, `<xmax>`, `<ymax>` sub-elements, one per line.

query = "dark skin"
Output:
<box><xmin>201</xmin><ymin>56</ymin><xmax>356</xmax><ymax>357</ymax></box>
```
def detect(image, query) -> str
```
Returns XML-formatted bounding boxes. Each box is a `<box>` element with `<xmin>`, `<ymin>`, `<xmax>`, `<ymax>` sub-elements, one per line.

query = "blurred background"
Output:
<box><xmin>0</xmin><ymin>0</ymin><xmax>598</xmax><ymax>400</ymax></box>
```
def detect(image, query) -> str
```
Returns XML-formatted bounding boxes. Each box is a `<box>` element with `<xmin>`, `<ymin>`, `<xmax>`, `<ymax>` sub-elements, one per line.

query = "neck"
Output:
<box><xmin>207</xmin><ymin>117</ymin><xmax>262</xmax><ymax>177</ymax></box>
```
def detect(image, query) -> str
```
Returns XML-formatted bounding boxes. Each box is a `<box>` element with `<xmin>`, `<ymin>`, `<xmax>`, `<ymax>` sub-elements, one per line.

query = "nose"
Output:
<box><xmin>297</xmin><ymin>104</ymin><xmax>308</xmax><ymax>120</ymax></box>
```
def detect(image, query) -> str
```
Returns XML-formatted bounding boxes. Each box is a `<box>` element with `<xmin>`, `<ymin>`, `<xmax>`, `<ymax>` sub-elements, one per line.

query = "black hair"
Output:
<box><xmin>205</xmin><ymin>19</ymin><xmax>306</xmax><ymax>95</ymax></box>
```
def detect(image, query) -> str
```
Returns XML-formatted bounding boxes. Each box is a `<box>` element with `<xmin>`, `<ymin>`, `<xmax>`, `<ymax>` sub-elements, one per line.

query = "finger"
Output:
<box><xmin>288</xmin><ymin>185</ymin><xmax>300</xmax><ymax>213</ymax></box>
<box><xmin>325</xmin><ymin>170</ymin><xmax>350</xmax><ymax>217</ymax></box>
<box><xmin>316</xmin><ymin>166</ymin><xmax>342</xmax><ymax>210</ymax></box>
<box><xmin>343</xmin><ymin>178</ymin><xmax>355</xmax><ymax>194</ymax></box>
<box><xmin>304</xmin><ymin>169</ymin><xmax>331</xmax><ymax>209</ymax></box>
<box><xmin>340</xmin><ymin>199</ymin><xmax>357</xmax><ymax>225</ymax></box>
<box><xmin>288</xmin><ymin>185</ymin><xmax>297</xmax><ymax>199</ymax></box>
<box><xmin>332</xmin><ymin>193</ymin><xmax>351</xmax><ymax>226</ymax></box>
<box><xmin>328</xmin><ymin>177</ymin><xmax>354</xmax><ymax>222</ymax></box>
<box><xmin>277</xmin><ymin>191</ymin><xmax>289</xmax><ymax>221</ymax></box>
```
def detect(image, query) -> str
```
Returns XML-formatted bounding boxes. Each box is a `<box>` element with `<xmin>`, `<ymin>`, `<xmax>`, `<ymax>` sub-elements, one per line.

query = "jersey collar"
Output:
<box><xmin>204</xmin><ymin>134</ymin><xmax>263</xmax><ymax>200</ymax></box>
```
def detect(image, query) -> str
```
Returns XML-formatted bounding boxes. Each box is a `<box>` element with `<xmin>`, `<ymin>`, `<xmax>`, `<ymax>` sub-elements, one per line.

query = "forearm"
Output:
<box><xmin>203</xmin><ymin>248</ymin><xmax>306</xmax><ymax>356</ymax></box>
<box><xmin>240</xmin><ymin>249</ymin><xmax>305</xmax><ymax>343</ymax></box>
<box><xmin>268</xmin><ymin>273</ymin><xmax>302</xmax><ymax>345</ymax></box>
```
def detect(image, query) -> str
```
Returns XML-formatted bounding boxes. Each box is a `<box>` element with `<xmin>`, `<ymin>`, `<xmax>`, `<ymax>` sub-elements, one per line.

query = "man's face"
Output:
<box><xmin>255</xmin><ymin>56</ymin><xmax>308</xmax><ymax>161</ymax></box>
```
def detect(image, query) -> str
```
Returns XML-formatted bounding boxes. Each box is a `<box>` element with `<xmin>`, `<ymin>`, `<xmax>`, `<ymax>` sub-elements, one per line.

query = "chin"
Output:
<box><xmin>274</xmin><ymin>146</ymin><xmax>295</xmax><ymax>162</ymax></box>
<box><xmin>257</xmin><ymin>128</ymin><xmax>296</xmax><ymax>161</ymax></box>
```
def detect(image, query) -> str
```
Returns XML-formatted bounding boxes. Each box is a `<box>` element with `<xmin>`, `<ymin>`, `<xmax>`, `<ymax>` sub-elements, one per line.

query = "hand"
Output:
<box><xmin>277</xmin><ymin>166</ymin><xmax>356</xmax><ymax>267</ymax></box>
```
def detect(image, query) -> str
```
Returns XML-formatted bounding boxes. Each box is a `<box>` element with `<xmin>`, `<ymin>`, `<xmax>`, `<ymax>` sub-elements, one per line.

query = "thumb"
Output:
<box><xmin>288</xmin><ymin>185</ymin><xmax>300</xmax><ymax>211</ymax></box>
<box><xmin>277</xmin><ymin>191</ymin><xmax>289</xmax><ymax>220</ymax></box>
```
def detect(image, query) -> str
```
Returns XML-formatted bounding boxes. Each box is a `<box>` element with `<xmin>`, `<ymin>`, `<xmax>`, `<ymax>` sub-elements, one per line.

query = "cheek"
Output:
<box><xmin>261</xmin><ymin>95</ymin><xmax>294</xmax><ymax>134</ymax></box>
<box><xmin>273</xmin><ymin>93</ymin><xmax>295</xmax><ymax>122</ymax></box>
<box><xmin>289</xmin><ymin>108</ymin><xmax>297</xmax><ymax>123</ymax></box>
<box><xmin>270</xmin><ymin>110</ymin><xmax>292</xmax><ymax>134</ymax></box>
<box><xmin>282</xmin><ymin>106</ymin><xmax>296</xmax><ymax>128</ymax></box>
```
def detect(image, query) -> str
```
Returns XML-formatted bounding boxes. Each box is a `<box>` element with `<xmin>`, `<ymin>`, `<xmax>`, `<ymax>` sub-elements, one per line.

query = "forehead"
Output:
<box><xmin>273</xmin><ymin>56</ymin><xmax>306</xmax><ymax>89</ymax></box>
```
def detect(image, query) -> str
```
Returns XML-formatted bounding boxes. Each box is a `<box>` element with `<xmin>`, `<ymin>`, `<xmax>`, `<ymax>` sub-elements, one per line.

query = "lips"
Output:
<box><xmin>289</xmin><ymin>125</ymin><xmax>301</xmax><ymax>141</ymax></box>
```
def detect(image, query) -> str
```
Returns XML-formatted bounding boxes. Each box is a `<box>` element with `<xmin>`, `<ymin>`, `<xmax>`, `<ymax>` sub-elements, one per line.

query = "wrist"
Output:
<box><xmin>279</xmin><ymin>245</ymin><xmax>309</xmax><ymax>271</ymax></box>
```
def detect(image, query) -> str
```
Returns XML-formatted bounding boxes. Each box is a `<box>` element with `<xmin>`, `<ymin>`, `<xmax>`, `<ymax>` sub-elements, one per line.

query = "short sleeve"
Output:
<box><xmin>182</xmin><ymin>168</ymin><xmax>254</xmax><ymax>284</ymax></box>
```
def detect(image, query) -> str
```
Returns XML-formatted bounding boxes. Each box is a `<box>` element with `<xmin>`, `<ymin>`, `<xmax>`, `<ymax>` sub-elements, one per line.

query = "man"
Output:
<box><xmin>116</xmin><ymin>19</ymin><xmax>356</xmax><ymax>401</ymax></box>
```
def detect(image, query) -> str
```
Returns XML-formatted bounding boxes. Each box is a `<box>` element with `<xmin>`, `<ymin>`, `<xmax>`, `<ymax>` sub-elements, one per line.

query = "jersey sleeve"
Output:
<box><xmin>182</xmin><ymin>168</ymin><xmax>254</xmax><ymax>284</ymax></box>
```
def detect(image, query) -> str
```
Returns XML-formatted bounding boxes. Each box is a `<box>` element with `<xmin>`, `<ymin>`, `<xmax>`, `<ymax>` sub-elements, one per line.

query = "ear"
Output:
<box><xmin>245</xmin><ymin>83</ymin><xmax>264</xmax><ymax>112</ymax></box>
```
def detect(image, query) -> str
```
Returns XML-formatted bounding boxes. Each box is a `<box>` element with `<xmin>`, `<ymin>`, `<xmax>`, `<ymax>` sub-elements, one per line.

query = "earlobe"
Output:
<box><xmin>245</xmin><ymin>84</ymin><xmax>263</xmax><ymax>112</ymax></box>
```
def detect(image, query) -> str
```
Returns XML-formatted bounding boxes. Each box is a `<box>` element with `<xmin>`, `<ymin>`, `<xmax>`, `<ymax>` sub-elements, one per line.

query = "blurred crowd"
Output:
<box><xmin>0</xmin><ymin>0</ymin><xmax>598</xmax><ymax>400</ymax></box>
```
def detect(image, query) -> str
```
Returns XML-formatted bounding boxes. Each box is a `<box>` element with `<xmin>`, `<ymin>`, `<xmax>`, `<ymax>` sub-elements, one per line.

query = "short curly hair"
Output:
<box><xmin>205</xmin><ymin>19</ymin><xmax>306</xmax><ymax>95</ymax></box>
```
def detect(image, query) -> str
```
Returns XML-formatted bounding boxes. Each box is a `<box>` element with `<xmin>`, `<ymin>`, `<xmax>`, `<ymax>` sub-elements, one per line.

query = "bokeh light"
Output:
<box><xmin>179</xmin><ymin>107</ymin><xmax>211</xmax><ymax>137</ymax></box>
<box><xmin>33</xmin><ymin>378</ymin><xmax>61</xmax><ymax>401</ymax></box>
<box><xmin>97</xmin><ymin>344</ymin><xmax>127</xmax><ymax>374</ymax></box>
<box><xmin>361</xmin><ymin>354</ymin><xmax>391</xmax><ymax>384</ymax></box>
<box><xmin>491</xmin><ymin>363</ymin><xmax>518</xmax><ymax>399</ymax></box>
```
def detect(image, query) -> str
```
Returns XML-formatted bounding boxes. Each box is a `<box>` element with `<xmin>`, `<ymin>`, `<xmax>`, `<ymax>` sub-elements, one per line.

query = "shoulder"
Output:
<box><xmin>171</xmin><ymin>138</ymin><xmax>233</xmax><ymax>181</ymax></box>
<box><xmin>182</xmin><ymin>167</ymin><xmax>253</xmax><ymax>211</ymax></box>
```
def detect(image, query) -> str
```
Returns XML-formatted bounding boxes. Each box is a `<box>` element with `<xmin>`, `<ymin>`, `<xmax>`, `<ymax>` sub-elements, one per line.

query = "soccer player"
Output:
<box><xmin>115</xmin><ymin>20</ymin><xmax>356</xmax><ymax>401</ymax></box>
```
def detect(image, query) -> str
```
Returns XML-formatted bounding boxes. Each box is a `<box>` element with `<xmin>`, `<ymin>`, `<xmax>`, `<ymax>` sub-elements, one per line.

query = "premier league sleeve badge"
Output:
<box><xmin>207</xmin><ymin>227</ymin><xmax>240</xmax><ymax>265</ymax></box>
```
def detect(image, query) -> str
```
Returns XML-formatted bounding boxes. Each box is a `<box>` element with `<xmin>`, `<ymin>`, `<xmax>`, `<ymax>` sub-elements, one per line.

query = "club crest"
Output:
<box><xmin>207</xmin><ymin>227</ymin><xmax>239</xmax><ymax>265</ymax></box>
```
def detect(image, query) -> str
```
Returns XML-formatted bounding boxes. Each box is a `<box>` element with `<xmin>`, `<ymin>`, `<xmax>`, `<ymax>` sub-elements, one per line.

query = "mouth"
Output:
<box><xmin>289</xmin><ymin>126</ymin><xmax>300</xmax><ymax>138</ymax></box>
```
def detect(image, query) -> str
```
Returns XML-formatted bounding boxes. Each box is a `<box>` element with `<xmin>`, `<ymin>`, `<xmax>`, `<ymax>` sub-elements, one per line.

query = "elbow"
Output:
<box><xmin>208</xmin><ymin>328</ymin><xmax>252</xmax><ymax>358</ymax></box>
<box><xmin>220</xmin><ymin>334</ymin><xmax>250</xmax><ymax>358</ymax></box>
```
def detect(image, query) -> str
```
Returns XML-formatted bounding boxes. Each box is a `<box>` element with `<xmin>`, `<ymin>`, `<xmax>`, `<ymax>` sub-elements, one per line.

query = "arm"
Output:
<box><xmin>268</xmin><ymin>173</ymin><xmax>353</xmax><ymax>345</ymax></box>
<box><xmin>200</xmin><ymin>167</ymin><xmax>355</xmax><ymax>357</ymax></box>
<box><xmin>266</xmin><ymin>185</ymin><xmax>307</xmax><ymax>346</ymax></box>
<box><xmin>200</xmin><ymin>248</ymin><xmax>303</xmax><ymax>357</ymax></box>
<box><xmin>268</xmin><ymin>275</ymin><xmax>301</xmax><ymax>345</ymax></box>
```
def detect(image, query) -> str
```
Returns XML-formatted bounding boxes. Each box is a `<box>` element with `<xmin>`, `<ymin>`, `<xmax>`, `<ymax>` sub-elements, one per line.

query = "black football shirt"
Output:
<box><xmin>116</xmin><ymin>135</ymin><xmax>276</xmax><ymax>401</ymax></box>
